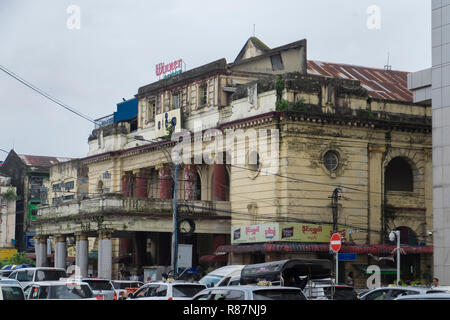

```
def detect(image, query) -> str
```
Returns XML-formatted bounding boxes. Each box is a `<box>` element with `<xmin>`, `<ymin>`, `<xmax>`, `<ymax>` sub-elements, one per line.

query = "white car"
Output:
<box><xmin>73</xmin><ymin>278</ymin><xmax>116</xmax><ymax>300</ymax></box>
<box><xmin>23</xmin><ymin>281</ymin><xmax>96</xmax><ymax>300</ymax></box>
<box><xmin>127</xmin><ymin>281</ymin><xmax>206</xmax><ymax>300</ymax></box>
<box><xmin>8</xmin><ymin>267</ymin><xmax>67</xmax><ymax>288</ymax></box>
<box><xmin>112</xmin><ymin>280</ymin><xmax>144</xmax><ymax>300</ymax></box>
<box><xmin>0</xmin><ymin>280</ymin><xmax>26</xmax><ymax>300</ymax></box>
<box><xmin>199</xmin><ymin>265</ymin><xmax>245</xmax><ymax>287</ymax></box>
<box><xmin>192</xmin><ymin>286</ymin><xmax>308</xmax><ymax>300</ymax></box>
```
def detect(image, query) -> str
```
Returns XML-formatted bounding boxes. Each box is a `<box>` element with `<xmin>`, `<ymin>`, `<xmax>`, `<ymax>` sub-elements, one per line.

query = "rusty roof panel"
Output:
<box><xmin>307</xmin><ymin>60</ymin><xmax>413</xmax><ymax>103</ymax></box>
<box><xmin>19</xmin><ymin>155</ymin><xmax>72</xmax><ymax>168</ymax></box>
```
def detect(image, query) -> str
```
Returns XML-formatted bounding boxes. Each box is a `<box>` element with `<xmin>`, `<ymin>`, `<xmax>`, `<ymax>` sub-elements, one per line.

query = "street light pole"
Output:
<box><xmin>389</xmin><ymin>230</ymin><xmax>401</xmax><ymax>285</ymax></box>
<box><xmin>134</xmin><ymin>135</ymin><xmax>180</xmax><ymax>279</ymax></box>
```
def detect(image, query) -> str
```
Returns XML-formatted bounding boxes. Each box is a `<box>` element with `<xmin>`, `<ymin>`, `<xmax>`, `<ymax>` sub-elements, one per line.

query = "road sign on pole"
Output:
<box><xmin>330</xmin><ymin>233</ymin><xmax>342</xmax><ymax>253</ymax></box>
<box><xmin>330</xmin><ymin>233</ymin><xmax>342</xmax><ymax>287</ymax></box>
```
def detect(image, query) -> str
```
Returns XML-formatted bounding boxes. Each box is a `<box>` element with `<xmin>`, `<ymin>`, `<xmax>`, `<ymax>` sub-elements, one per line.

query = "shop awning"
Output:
<box><xmin>199</xmin><ymin>254</ymin><xmax>229</xmax><ymax>263</ymax></box>
<box><xmin>215</xmin><ymin>243</ymin><xmax>433</xmax><ymax>255</ymax></box>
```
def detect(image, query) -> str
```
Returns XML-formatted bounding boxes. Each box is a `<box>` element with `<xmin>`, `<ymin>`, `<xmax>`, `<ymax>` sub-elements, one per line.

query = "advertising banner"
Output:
<box><xmin>232</xmin><ymin>223</ymin><xmax>347</xmax><ymax>244</ymax></box>
<box><xmin>231</xmin><ymin>223</ymin><xmax>279</xmax><ymax>244</ymax></box>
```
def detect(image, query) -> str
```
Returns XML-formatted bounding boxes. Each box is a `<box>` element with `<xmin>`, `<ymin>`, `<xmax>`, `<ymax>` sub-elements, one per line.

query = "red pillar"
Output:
<box><xmin>184</xmin><ymin>165</ymin><xmax>197</xmax><ymax>200</ymax></box>
<box><xmin>213</xmin><ymin>163</ymin><xmax>227</xmax><ymax>201</ymax></box>
<box><xmin>122</xmin><ymin>175</ymin><xmax>131</xmax><ymax>197</ymax></box>
<box><xmin>135</xmin><ymin>171</ymin><xmax>148</xmax><ymax>199</ymax></box>
<box><xmin>159</xmin><ymin>167</ymin><xmax>173</xmax><ymax>199</ymax></box>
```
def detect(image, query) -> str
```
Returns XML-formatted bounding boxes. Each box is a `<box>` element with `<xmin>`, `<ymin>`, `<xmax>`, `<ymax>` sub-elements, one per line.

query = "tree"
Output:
<box><xmin>0</xmin><ymin>252</ymin><xmax>35</xmax><ymax>268</ymax></box>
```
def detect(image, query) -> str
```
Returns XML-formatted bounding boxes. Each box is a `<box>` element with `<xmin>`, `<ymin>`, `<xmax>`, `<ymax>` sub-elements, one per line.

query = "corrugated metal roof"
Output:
<box><xmin>307</xmin><ymin>60</ymin><xmax>413</xmax><ymax>103</ymax></box>
<box><xmin>18</xmin><ymin>154</ymin><xmax>72</xmax><ymax>168</ymax></box>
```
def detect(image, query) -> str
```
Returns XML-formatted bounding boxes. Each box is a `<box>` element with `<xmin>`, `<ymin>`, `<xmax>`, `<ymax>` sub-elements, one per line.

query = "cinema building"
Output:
<box><xmin>34</xmin><ymin>37</ymin><xmax>432</xmax><ymax>287</ymax></box>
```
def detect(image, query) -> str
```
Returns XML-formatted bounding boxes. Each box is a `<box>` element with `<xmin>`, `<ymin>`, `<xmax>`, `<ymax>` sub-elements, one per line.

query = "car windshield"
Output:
<box><xmin>49</xmin><ymin>284</ymin><xmax>93</xmax><ymax>299</ymax></box>
<box><xmin>172</xmin><ymin>285</ymin><xmax>206</xmax><ymax>297</ymax></box>
<box><xmin>36</xmin><ymin>270</ymin><xmax>67</xmax><ymax>281</ymax></box>
<box><xmin>84</xmin><ymin>280</ymin><xmax>113</xmax><ymax>291</ymax></box>
<box><xmin>199</xmin><ymin>275</ymin><xmax>223</xmax><ymax>287</ymax></box>
<box><xmin>1</xmin><ymin>286</ymin><xmax>25</xmax><ymax>300</ymax></box>
<box><xmin>113</xmin><ymin>282</ymin><xmax>141</xmax><ymax>289</ymax></box>
<box><xmin>252</xmin><ymin>289</ymin><xmax>306</xmax><ymax>300</ymax></box>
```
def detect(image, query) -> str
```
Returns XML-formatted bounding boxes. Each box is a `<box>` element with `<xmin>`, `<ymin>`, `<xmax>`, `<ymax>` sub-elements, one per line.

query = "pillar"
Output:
<box><xmin>98</xmin><ymin>230</ymin><xmax>113</xmax><ymax>280</ymax></box>
<box><xmin>158</xmin><ymin>166</ymin><xmax>172</xmax><ymax>199</ymax></box>
<box><xmin>122</xmin><ymin>174</ymin><xmax>131</xmax><ymax>197</ymax></box>
<box><xmin>35</xmin><ymin>236</ymin><xmax>48</xmax><ymax>267</ymax></box>
<box><xmin>54</xmin><ymin>235</ymin><xmax>67</xmax><ymax>269</ymax></box>
<box><xmin>135</xmin><ymin>169</ymin><xmax>148</xmax><ymax>199</ymax></box>
<box><xmin>368</xmin><ymin>144</ymin><xmax>386</xmax><ymax>244</ymax></box>
<box><xmin>75</xmin><ymin>233</ymin><xmax>89</xmax><ymax>278</ymax></box>
<box><xmin>213</xmin><ymin>163</ymin><xmax>227</xmax><ymax>201</ymax></box>
<box><xmin>184</xmin><ymin>165</ymin><xmax>197</xmax><ymax>200</ymax></box>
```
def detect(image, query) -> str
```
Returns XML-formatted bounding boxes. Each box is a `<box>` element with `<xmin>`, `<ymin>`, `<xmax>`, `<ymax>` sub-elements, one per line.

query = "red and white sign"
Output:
<box><xmin>156</xmin><ymin>59</ymin><xmax>183</xmax><ymax>77</ymax></box>
<box><xmin>330</xmin><ymin>233</ymin><xmax>342</xmax><ymax>253</ymax></box>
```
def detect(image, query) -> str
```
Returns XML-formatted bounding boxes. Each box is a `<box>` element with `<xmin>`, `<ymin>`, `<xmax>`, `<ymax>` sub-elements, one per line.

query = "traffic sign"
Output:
<box><xmin>330</xmin><ymin>233</ymin><xmax>342</xmax><ymax>253</ymax></box>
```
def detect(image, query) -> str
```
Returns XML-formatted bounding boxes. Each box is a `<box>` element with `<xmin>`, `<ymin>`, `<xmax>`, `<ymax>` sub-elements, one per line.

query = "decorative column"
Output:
<box><xmin>98</xmin><ymin>230</ymin><xmax>113</xmax><ymax>280</ymax></box>
<box><xmin>35</xmin><ymin>236</ymin><xmax>48</xmax><ymax>267</ymax></box>
<box><xmin>184</xmin><ymin>165</ymin><xmax>197</xmax><ymax>200</ymax></box>
<box><xmin>75</xmin><ymin>233</ymin><xmax>89</xmax><ymax>278</ymax></box>
<box><xmin>158</xmin><ymin>166</ymin><xmax>173</xmax><ymax>199</ymax></box>
<box><xmin>135</xmin><ymin>169</ymin><xmax>148</xmax><ymax>199</ymax></box>
<box><xmin>368</xmin><ymin>144</ymin><xmax>386</xmax><ymax>244</ymax></box>
<box><xmin>122</xmin><ymin>174</ymin><xmax>131</xmax><ymax>197</ymax></box>
<box><xmin>212</xmin><ymin>163</ymin><xmax>227</xmax><ymax>201</ymax></box>
<box><xmin>54</xmin><ymin>235</ymin><xmax>67</xmax><ymax>269</ymax></box>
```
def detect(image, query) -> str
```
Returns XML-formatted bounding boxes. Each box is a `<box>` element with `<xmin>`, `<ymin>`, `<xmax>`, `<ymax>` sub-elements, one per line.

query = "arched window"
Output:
<box><xmin>394</xmin><ymin>227</ymin><xmax>418</xmax><ymax>245</ymax></box>
<box><xmin>195</xmin><ymin>173</ymin><xmax>202</xmax><ymax>200</ymax></box>
<box><xmin>385</xmin><ymin>157</ymin><xmax>414</xmax><ymax>192</ymax></box>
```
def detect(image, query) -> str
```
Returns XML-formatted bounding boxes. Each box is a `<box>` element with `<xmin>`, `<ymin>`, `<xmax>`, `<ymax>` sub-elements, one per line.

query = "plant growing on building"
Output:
<box><xmin>1</xmin><ymin>187</ymin><xmax>17</xmax><ymax>201</ymax></box>
<box><xmin>163</xmin><ymin>122</ymin><xmax>174</xmax><ymax>140</ymax></box>
<box><xmin>275</xmin><ymin>75</ymin><xmax>284</xmax><ymax>101</ymax></box>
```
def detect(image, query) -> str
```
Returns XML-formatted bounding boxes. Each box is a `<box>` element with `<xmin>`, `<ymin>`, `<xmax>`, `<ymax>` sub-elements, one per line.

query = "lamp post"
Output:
<box><xmin>389</xmin><ymin>230</ymin><xmax>401</xmax><ymax>285</ymax></box>
<box><xmin>134</xmin><ymin>135</ymin><xmax>180</xmax><ymax>279</ymax></box>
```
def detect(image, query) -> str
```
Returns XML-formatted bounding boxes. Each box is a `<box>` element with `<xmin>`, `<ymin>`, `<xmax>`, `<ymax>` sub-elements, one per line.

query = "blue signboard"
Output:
<box><xmin>25</xmin><ymin>233</ymin><xmax>36</xmax><ymax>250</ymax></box>
<box><xmin>338</xmin><ymin>253</ymin><xmax>357</xmax><ymax>261</ymax></box>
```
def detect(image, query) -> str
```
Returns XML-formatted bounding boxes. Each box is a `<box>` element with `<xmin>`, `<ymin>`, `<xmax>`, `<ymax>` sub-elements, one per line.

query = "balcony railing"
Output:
<box><xmin>36</xmin><ymin>194</ymin><xmax>231</xmax><ymax>220</ymax></box>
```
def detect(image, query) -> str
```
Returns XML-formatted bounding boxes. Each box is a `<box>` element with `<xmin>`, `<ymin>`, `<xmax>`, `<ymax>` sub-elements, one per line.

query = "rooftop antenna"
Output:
<box><xmin>253</xmin><ymin>24</ymin><xmax>255</xmax><ymax>37</ymax></box>
<box><xmin>384</xmin><ymin>51</ymin><xmax>392</xmax><ymax>71</ymax></box>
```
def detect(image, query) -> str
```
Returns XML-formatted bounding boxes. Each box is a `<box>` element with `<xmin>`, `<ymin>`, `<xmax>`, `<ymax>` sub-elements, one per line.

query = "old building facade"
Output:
<box><xmin>34</xmin><ymin>38</ymin><xmax>432</xmax><ymax>287</ymax></box>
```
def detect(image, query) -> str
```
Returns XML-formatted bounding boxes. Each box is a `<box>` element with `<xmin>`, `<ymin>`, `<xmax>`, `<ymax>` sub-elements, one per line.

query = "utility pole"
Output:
<box><xmin>330</xmin><ymin>187</ymin><xmax>343</xmax><ymax>233</ymax></box>
<box><xmin>171</xmin><ymin>164</ymin><xmax>179</xmax><ymax>280</ymax></box>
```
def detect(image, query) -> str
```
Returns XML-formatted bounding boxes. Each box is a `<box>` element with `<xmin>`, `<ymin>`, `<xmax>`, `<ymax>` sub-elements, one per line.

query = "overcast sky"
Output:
<box><xmin>0</xmin><ymin>0</ymin><xmax>431</xmax><ymax>162</ymax></box>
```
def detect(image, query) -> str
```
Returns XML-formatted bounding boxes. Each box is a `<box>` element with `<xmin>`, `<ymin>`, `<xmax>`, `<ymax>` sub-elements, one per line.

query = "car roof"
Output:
<box><xmin>26</xmin><ymin>281</ymin><xmax>90</xmax><ymax>286</ymax></box>
<box><xmin>143</xmin><ymin>281</ymin><xmax>204</xmax><ymax>286</ymax></box>
<box><xmin>395</xmin><ymin>293</ymin><xmax>450</xmax><ymax>300</ymax></box>
<box><xmin>112</xmin><ymin>280</ymin><xmax>143</xmax><ymax>283</ymax></box>
<box><xmin>206</xmin><ymin>265</ymin><xmax>246</xmax><ymax>276</ymax></box>
<box><xmin>203</xmin><ymin>285</ymin><xmax>302</xmax><ymax>291</ymax></box>
<box><xmin>11</xmin><ymin>267</ymin><xmax>65</xmax><ymax>271</ymax></box>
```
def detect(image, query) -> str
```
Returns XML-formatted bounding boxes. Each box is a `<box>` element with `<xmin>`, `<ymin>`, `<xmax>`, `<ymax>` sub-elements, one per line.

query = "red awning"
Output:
<box><xmin>199</xmin><ymin>254</ymin><xmax>229</xmax><ymax>263</ymax></box>
<box><xmin>215</xmin><ymin>243</ymin><xmax>433</xmax><ymax>255</ymax></box>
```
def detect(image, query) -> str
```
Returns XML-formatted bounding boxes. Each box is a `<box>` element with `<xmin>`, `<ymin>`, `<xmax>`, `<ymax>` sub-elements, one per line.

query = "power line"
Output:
<box><xmin>0</xmin><ymin>64</ymin><xmax>98</xmax><ymax>125</ymax></box>
<box><xmin>0</xmin><ymin>148</ymin><xmax>9</xmax><ymax>154</ymax></box>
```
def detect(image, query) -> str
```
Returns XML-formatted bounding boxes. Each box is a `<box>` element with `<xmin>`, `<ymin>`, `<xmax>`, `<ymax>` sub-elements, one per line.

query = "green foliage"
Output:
<box><xmin>1</xmin><ymin>187</ymin><xmax>17</xmax><ymax>201</ymax></box>
<box><xmin>0</xmin><ymin>252</ymin><xmax>35</xmax><ymax>267</ymax></box>
<box><xmin>275</xmin><ymin>99</ymin><xmax>289</xmax><ymax>111</ymax></box>
<box><xmin>163</xmin><ymin>123</ymin><xmax>174</xmax><ymax>140</ymax></box>
<box><xmin>275</xmin><ymin>76</ymin><xmax>284</xmax><ymax>99</ymax></box>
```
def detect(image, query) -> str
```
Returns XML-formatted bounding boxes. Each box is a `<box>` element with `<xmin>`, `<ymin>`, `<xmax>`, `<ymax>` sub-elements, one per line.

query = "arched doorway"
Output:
<box><xmin>385</xmin><ymin>157</ymin><xmax>414</xmax><ymax>192</ymax></box>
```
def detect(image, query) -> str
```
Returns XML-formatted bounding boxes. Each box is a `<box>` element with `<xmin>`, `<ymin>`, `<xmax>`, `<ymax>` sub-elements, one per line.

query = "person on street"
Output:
<box><xmin>346</xmin><ymin>272</ymin><xmax>354</xmax><ymax>287</ymax></box>
<box><xmin>432</xmin><ymin>277</ymin><xmax>439</xmax><ymax>288</ymax></box>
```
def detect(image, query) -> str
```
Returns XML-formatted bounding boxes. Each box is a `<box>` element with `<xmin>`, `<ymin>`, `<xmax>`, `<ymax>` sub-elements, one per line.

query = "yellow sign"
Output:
<box><xmin>231</xmin><ymin>223</ymin><xmax>348</xmax><ymax>244</ymax></box>
<box><xmin>155</xmin><ymin>109</ymin><xmax>182</xmax><ymax>138</ymax></box>
<box><xmin>67</xmin><ymin>246</ymin><xmax>76</xmax><ymax>258</ymax></box>
<box><xmin>0</xmin><ymin>248</ymin><xmax>18</xmax><ymax>260</ymax></box>
<box><xmin>279</xmin><ymin>223</ymin><xmax>347</xmax><ymax>243</ymax></box>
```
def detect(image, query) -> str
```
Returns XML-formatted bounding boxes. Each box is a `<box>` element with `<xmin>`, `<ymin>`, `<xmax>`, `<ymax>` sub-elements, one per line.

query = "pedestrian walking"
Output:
<box><xmin>346</xmin><ymin>272</ymin><xmax>354</xmax><ymax>287</ymax></box>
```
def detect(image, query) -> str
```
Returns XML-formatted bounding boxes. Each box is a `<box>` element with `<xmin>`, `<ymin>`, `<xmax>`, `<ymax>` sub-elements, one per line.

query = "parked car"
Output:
<box><xmin>75</xmin><ymin>278</ymin><xmax>116</xmax><ymax>300</ymax></box>
<box><xmin>394</xmin><ymin>292</ymin><xmax>450</xmax><ymax>300</ymax></box>
<box><xmin>112</xmin><ymin>280</ymin><xmax>144</xmax><ymax>300</ymax></box>
<box><xmin>192</xmin><ymin>286</ymin><xmax>308</xmax><ymax>300</ymax></box>
<box><xmin>0</xmin><ymin>270</ymin><xmax>13</xmax><ymax>278</ymax></box>
<box><xmin>127</xmin><ymin>281</ymin><xmax>206</xmax><ymax>300</ymax></box>
<box><xmin>0</xmin><ymin>280</ymin><xmax>26</xmax><ymax>300</ymax></box>
<box><xmin>303</xmin><ymin>280</ymin><xmax>358</xmax><ymax>300</ymax></box>
<box><xmin>199</xmin><ymin>265</ymin><xmax>245</xmax><ymax>288</ymax></box>
<box><xmin>23</xmin><ymin>281</ymin><xmax>96</xmax><ymax>300</ymax></box>
<box><xmin>8</xmin><ymin>267</ymin><xmax>67</xmax><ymax>288</ymax></box>
<box><xmin>359</xmin><ymin>286</ymin><xmax>447</xmax><ymax>300</ymax></box>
